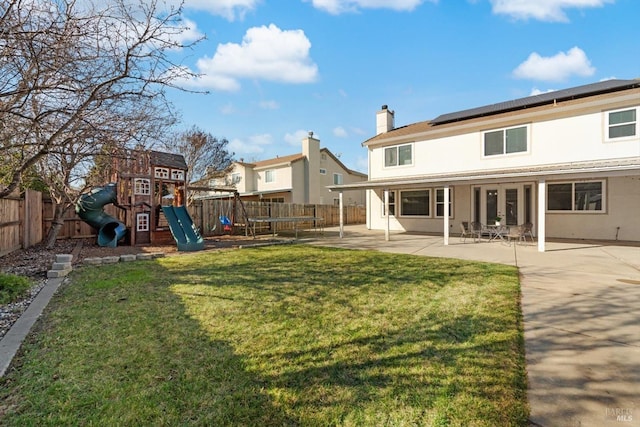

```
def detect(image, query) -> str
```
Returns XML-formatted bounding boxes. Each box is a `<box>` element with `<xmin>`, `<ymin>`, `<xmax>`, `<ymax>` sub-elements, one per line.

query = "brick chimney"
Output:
<box><xmin>376</xmin><ymin>105</ymin><xmax>395</xmax><ymax>135</ymax></box>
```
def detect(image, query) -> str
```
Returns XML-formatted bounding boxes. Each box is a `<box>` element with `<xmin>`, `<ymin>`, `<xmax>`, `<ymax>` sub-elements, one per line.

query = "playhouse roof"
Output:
<box><xmin>150</xmin><ymin>150</ymin><xmax>188</xmax><ymax>171</ymax></box>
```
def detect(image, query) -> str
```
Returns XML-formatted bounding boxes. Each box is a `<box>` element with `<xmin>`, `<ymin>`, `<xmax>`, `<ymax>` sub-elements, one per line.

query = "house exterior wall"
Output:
<box><xmin>363</xmin><ymin>85</ymin><xmax>640</xmax><ymax>242</ymax></box>
<box><xmin>290</xmin><ymin>161</ymin><xmax>306</xmax><ymax>204</ymax></box>
<box><xmin>255</xmin><ymin>163</ymin><xmax>294</xmax><ymax>196</ymax></box>
<box><xmin>217</xmin><ymin>137</ymin><xmax>368</xmax><ymax>205</ymax></box>
<box><xmin>546</xmin><ymin>175</ymin><xmax>640</xmax><ymax>241</ymax></box>
<box><xmin>367</xmin><ymin>186</ymin><xmax>470</xmax><ymax>233</ymax></box>
<box><xmin>369</xmin><ymin>93</ymin><xmax>639</xmax><ymax>180</ymax></box>
<box><xmin>320</xmin><ymin>152</ymin><xmax>366</xmax><ymax>206</ymax></box>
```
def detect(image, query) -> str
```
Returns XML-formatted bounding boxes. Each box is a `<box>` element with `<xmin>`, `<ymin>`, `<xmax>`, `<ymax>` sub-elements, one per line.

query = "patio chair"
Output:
<box><xmin>469</xmin><ymin>221</ymin><xmax>484</xmax><ymax>242</ymax></box>
<box><xmin>523</xmin><ymin>222</ymin><xmax>534</xmax><ymax>242</ymax></box>
<box><xmin>505</xmin><ymin>225</ymin><xmax>525</xmax><ymax>246</ymax></box>
<box><xmin>460</xmin><ymin>222</ymin><xmax>475</xmax><ymax>243</ymax></box>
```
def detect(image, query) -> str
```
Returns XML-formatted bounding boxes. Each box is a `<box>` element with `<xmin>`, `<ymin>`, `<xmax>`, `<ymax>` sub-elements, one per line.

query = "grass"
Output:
<box><xmin>0</xmin><ymin>245</ymin><xmax>528</xmax><ymax>426</ymax></box>
<box><xmin>0</xmin><ymin>272</ymin><xmax>32</xmax><ymax>305</ymax></box>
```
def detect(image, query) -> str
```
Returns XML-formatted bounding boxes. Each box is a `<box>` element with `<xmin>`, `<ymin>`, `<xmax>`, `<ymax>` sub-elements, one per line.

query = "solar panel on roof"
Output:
<box><xmin>431</xmin><ymin>79</ymin><xmax>640</xmax><ymax>125</ymax></box>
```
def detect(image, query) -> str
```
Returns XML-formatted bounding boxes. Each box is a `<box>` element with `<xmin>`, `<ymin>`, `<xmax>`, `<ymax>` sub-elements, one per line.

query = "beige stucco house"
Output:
<box><xmin>212</xmin><ymin>133</ymin><xmax>367</xmax><ymax>205</ymax></box>
<box><xmin>329</xmin><ymin>79</ymin><xmax>640</xmax><ymax>251</ymax></box>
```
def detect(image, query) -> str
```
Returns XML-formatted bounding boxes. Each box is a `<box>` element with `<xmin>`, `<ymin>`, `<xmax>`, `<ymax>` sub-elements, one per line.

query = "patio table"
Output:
<box><xmin>485</xmin><ymin>224</ymin><xmax>507</xmax><ymax>241</ymax></box>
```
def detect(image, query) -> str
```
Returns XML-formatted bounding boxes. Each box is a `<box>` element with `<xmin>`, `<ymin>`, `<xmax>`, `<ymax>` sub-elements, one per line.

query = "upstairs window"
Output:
<box><xmin>154</xmin><ymin>167</ymin><xmax>169</xmax><ymax>179</ymax></box>
<box><xmin>333</xmin><ymin>173</ymin><xmax>343</xmax><ymax>185</ymax></box>
<box><xmin>265</xmin><ymin>170</ymin><xmax>275</xmax><ymax>183</ymax></box>
<box><xmin>384</xmin><ymin>144</ymin><xmax>412</xmax><ymax>167</ymax></box>
<box><xmin>134</xmin><ymin>178</ymin><xmax>150</xmax><ymax>195</ymax></box>
<box><xmin>484</xmin><ymin>125</ymin><xmax>528</xmax><ymax>156</ymax></box>
<box><xmin>171</xmin><ymin>170</ymin><xmax>184</xmax><ymax>181</ymax></box>
<box><xmin>319</xmin><ymin>168</ymin><xmax>327</xmax><ymax>175</ymax></box>
<box><xmin>607</xmin><ymin>108</ymin><xmax>637</xmax><ymax>139</ymax></box>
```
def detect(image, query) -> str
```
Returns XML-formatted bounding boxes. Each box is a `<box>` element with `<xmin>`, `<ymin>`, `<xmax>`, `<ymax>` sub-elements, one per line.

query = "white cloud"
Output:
<box><xmin>307</xmin><ymin>0</ymin><xmax>428</xmax><ymax>14</ymax></box>
<box><xmin>228</xmin><ymin>133</ymin><xmax>272</xmax><ymax>154</ymax></box>
<box><xmin>258</xmin><ymin>100</ymin><xmax>280</xmax><ymax>110</ymax></box>
<box><xmin>529</xmin><ymin>87</ymin><xmax>556</xmax><ymax>96</ymax></box>
<box><xmin>220</xmin><ymin>103</ymin><xmax>236</xmax><ymax>115</ymax></box>
<box><xmin>185</xmin><ymin>24</ymin><xmax>318</xmax><ymax>91</ymax></box>
<box><xmin>182</xmin><ymin>0</ymin><xmax>260</xmax><ymax>21</ymax></box>
<box><xmin>285</xmin><ymin>130</ymin><xmax>318</xmax><ymax>146</ymax></box>
<box><xmin>490</xmin><ymin>0</ymin><xmax>613</xmax><ymax>22</ymax></box>
<box><xmin>333</xmin><ymin>126</ymin><xmax>348</xmax><ymax>138</ymax></box>
<box><xmin>512</xmin><ymin>47</ymin><xmax>595</xmax><ymax>82</ymax></box>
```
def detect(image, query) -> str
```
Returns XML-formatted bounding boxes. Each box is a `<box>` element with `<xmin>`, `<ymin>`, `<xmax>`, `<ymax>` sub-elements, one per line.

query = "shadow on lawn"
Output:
<box><xmin>257</xmin><ymin>314</ymin><xmax>525</xmax><ymax>423</ymax></box>
<box><xmin>0</xmin><ymin>259</ymin><xmax>298</xmax><ymax>427</ymax></box>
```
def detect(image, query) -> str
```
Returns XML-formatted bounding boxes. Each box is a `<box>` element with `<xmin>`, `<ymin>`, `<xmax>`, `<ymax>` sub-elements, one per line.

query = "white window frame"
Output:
<box><xmin>134</xmin><ymin>178</ymin><xmax>151</xmax><ymax>195</ymax></box>
<box><xmin>435</xmin><ymin>188</ymin><xmax>453</xmax><ymax>218</ymax></box>
<box><xmin>319</xmin><ymin>168</ymin><xmax>327</xmax><ymax>175</ymax></box>
<box><xmin>400</xmin><ymin>189</ymin><xmax>431</xmax><ymax>217</ymax></box>
<box><xmin>605</xmin><ymin>107</ymin><xmax>638</xmax><ymax>141</ymax></box>
<box><xmin>384</xmin><ymin>143</ymin><xmax>413</xmax><ymax>168</ymax></box>
<box><xmin>265</xmin><ymin>170</ymin><xmax>275</xmax><ymax>183</ymax></box>
<box><xmin>482</xmin><ymin>124</ymin><xmax>530</xmax><ymax>157</ymax></box>
<box><xmin>136</xmin><ymin>213</ymin><xmax>149</xmax><ymax>232</ymax></box>
<box><xmin>171</xmin><ymin>169</ymin><xmax>184</xmax><ymax>181</ymax></box>
<box><xmin>154</xmin><ymin>167</ymin><xmax>169</xmax><ymax>179</ymax></box>
<box><xmin>333</xmin><ymin>173</ymin><xmax>343</xmax><ymax>185</ymax></box>
<box><xmin>547</xmin><ymin>180</ymin><xmax>606</xmax><ymax>213</ymax></box>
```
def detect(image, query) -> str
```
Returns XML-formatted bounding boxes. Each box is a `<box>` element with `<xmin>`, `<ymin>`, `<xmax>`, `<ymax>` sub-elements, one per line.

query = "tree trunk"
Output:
<box><xmin>44</xmin><ymin>202</ymin><xmax>69</xmax><ymax>249</ymax></box>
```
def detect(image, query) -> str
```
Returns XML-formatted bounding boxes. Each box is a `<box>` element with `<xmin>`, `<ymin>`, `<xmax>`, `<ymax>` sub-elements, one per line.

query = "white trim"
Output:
<box><xmin>444</xmin><ymin>185</ymin><xmax>450</xmax><ymax>246</ymax></box>
<box><xmin>481</xmin><ymin>124</ymin><xmax>530</xmax><ymax>158</ymax></box>
<box><xmin>538</xmin><ymin>180</ymin><xmax>546</xmax><ymax>252</ymax></box>
<box><xmin>134</xmin><ymin>178</ymin><xmax>150</xmax><ymax>195</ymax></box>
<box><xmin>546</xmin><ymin>179</ymin><xmax>606</xmax><ymax>213</ymax></box>
<box><xmin>383</xmin><ymin>143</ymin><xmax>414</xmax><ymax>168</ymax></box>
<box><xmin>136</xmin><ymin>213</ymin><xmax>150</xmax><ymax>232</ymax></box>
<box><xmin>604</xmin><ymin>106</ymin><xmax>638</xmax><ymax>142</ymax></box>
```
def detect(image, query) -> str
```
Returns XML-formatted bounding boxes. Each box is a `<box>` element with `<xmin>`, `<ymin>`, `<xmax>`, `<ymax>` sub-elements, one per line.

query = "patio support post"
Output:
<box><xmin>537</xmin><ymin>179</ymin><xmax>546</xmax><ymax>252</ymax></box>
<box><xmin>339</xmin><ymin>191</ymin><xmax>344</xmax><ymax>239</ymax></box>
<box><xmin>444</xmin><ymin>185</ymin><xmax>450</xmax><ymax>245</ymax></box>
<box><xmin>384</xmin><ymin>189</ymin><xmax>390</xmax><ymax>241</ymax></box>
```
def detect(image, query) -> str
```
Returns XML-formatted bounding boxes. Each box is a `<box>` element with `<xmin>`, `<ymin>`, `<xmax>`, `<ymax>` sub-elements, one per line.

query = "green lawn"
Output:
<box><xmin>0</xmin><ymin>245</ymin><xmax>528</xmax><ymax>426</ymax></box>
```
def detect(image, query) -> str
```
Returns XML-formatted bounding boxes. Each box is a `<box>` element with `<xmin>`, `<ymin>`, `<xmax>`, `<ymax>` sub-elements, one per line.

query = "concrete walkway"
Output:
<box><xmin>308</xmin><ymin>225</ymin><xmax>640</xmax><ymax>427</ymax></box>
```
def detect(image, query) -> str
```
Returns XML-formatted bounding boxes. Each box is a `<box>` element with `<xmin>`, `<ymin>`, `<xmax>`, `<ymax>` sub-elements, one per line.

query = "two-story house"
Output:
<box><xmin>214</xmin><ymin>132</ymin><xmax>367</xmax><ymax>206</ymax></box>
<box><xmin>329</xmin><ymin>79</ymin><xmax>640</xmax><ymax>251</ymax></box>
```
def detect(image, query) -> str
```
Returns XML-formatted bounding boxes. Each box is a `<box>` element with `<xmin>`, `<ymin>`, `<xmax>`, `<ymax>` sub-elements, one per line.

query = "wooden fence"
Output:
<box><xmin>0</xmin><ymin>190</ymin><xmax>43</xmax><ymax>257</ymax></box>
<box><xmin>1</xmin><ymin>194</ymin><xmax>366</xmax><ymax>257</ymax></box>
<box><xmin>190</xmin><ymin>200</ymin><xmax>366</xmax><ymax>237</ymax></box>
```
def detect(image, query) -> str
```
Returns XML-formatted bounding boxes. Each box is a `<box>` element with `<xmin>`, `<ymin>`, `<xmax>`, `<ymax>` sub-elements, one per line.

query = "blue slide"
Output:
<box><xmin>76</xmin><ymin>183</ymin><xmax>127</xmax><ymax>247</ymax></box>
<box><xmin>161</xmin><ymin>206</ymin><xmax>205</xmax><ymax>251</ymax></box>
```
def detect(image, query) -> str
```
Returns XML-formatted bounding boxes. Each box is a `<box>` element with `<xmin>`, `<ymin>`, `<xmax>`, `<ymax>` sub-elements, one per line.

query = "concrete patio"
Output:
<box><xmin>308</xmin><ymin>225</ymin><xmax>640</xmax><ymax>427</ymax></box>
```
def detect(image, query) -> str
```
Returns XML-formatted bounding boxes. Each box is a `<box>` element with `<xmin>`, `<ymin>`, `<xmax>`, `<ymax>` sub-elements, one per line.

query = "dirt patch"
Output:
<box><xmin>1</xmin><ymin>235</ymin><xmax>279</xmax><ymax>279</ymax></box>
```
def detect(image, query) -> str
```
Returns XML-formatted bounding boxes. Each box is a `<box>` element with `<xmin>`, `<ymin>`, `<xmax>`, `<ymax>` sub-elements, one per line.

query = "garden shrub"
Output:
<box><xmin>0</xmin><ymin>273</ymin><xmax>32</xmax><ymax>305</ymax></box>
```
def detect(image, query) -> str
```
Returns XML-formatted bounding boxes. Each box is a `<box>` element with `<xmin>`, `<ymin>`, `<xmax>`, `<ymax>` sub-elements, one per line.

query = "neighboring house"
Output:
<box><xmin>329</xmin><ymin>79</ymin><xmax>640</xmax><ymax>251</ymax></box>
<box><xmin>210</xmin><ymin>133</ymin><xmax>367</xmax><ymax>206</ymax></box>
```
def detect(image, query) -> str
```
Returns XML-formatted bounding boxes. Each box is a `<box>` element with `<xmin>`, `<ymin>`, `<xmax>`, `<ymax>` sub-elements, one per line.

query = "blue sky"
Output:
<box><xmin>166</xmin><ymin>0</ymin><xmax>640</xmax><ymax>174</ymax></box>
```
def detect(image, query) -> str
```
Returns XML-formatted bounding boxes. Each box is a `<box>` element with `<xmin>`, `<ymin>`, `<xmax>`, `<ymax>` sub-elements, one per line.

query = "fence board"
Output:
<box><xmin>0</xmin><ymin>195</ymin><xmax>21</xmax><ymax>257</ymax></box>
<box><xmin>22</xmin><ymin>190</ymin><xmax>43</xmax><ymax>249</ymax></box>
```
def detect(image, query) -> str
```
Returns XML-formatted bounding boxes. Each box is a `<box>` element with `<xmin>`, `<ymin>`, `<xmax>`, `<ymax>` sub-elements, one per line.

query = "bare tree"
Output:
<box><xmin>162</xmin><ymin>125</ymin><xmax>235</xmax><ymax>202</ymax></box>
<box><xmin>0</xmin><ymin>0</ymin><xmax>203</xmax><ymax>246</ymax></box>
